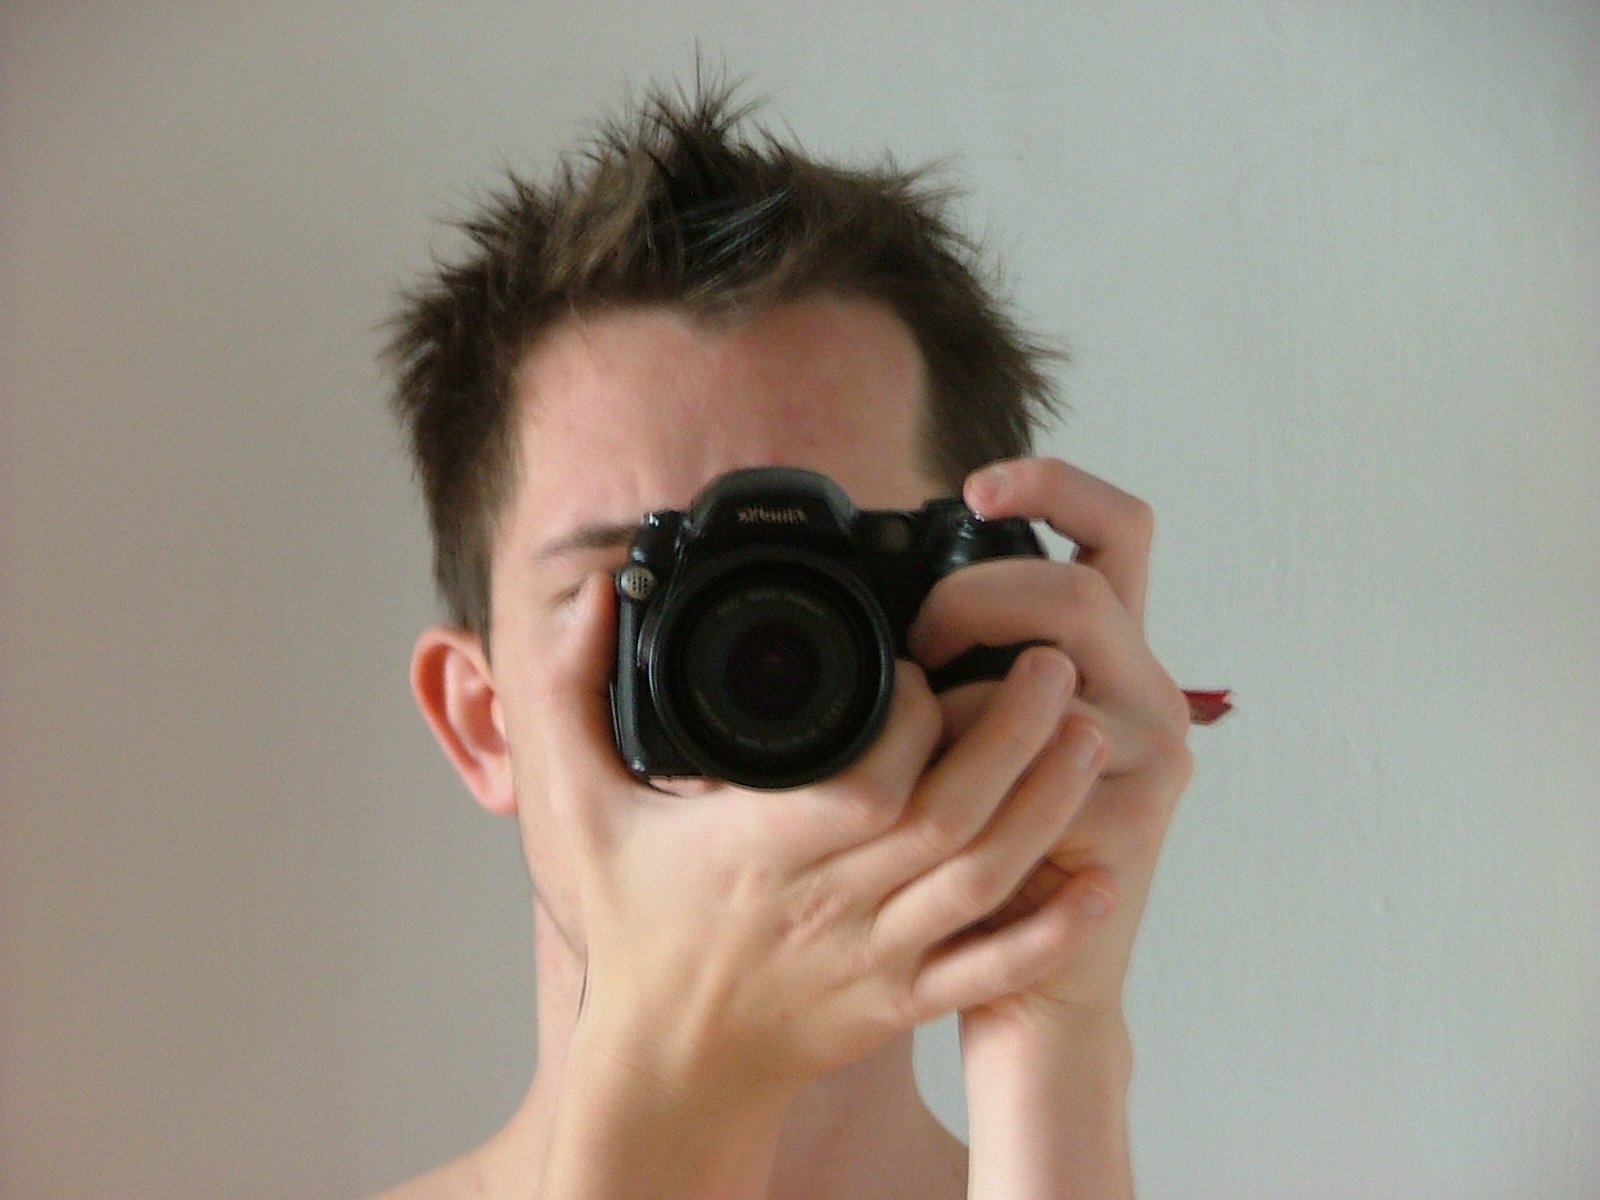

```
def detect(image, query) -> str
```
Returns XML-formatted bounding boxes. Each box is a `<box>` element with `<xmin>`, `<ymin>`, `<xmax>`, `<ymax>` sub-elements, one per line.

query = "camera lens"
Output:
<box><xmin>724</xmin><ymin>620</ymin><xmax>823</xmax><ymax>723</ymax></box>
<box><xmin>652</xmin><ymin>559</ymin><xmax>893</xmax><ymax>789</ymax></box>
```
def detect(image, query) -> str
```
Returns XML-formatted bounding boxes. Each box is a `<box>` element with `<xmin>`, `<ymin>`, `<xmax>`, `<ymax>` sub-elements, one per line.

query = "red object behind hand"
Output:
<box><xmin>1183</xmin><ymin>690</ymin><xmax>1234</xmax><ymax>725</ymax></box>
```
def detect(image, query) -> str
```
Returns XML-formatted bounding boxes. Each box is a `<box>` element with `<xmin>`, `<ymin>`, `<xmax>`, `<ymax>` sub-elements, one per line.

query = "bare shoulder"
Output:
<box><xmin>365</xmin><ymin>1152</ymin><xmax>490</xmax><ymax>1200</ymax></box>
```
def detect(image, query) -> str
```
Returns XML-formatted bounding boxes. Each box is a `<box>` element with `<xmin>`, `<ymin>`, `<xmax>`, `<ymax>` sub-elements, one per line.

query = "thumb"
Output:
<box><xmin>537</xmin><ymin>570</ymin><xmax>643</xmax><ymax>835</ymax></box>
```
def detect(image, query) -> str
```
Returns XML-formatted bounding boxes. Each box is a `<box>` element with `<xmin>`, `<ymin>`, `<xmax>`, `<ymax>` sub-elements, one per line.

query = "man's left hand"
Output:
<box><xmin>906</xmin><ymin>455</ymin><xmax>1195</xmax><ymax>1030</ymax></box>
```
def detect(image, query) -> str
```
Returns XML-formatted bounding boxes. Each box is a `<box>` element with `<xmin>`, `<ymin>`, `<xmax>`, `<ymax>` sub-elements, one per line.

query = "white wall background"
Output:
<box><xmin>3</xmin><ymin>3</ymin><xmax>1596</xmax><ymax>1197</ymax></box>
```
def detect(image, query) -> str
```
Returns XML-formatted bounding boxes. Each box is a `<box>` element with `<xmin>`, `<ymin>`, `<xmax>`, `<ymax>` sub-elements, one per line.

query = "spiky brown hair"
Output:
<box><xmin>384</xmin><ymin>80</ymin><xmax>1063</xmax><ymax>644</ymax></box>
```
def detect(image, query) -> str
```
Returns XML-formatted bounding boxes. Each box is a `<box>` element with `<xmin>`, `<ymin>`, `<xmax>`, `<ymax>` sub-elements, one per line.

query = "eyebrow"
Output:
<box><xmin>533</xmin><ymin>520</ymin><xmax>638</xmax><ymax>564</ymax></box>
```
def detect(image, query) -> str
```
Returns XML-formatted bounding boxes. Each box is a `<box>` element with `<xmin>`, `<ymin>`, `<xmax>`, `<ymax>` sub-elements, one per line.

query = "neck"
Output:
<box><xmin>473</xmin><ymin>899</ymin><xmax>968</xmax><ymax>1200</ymax></box>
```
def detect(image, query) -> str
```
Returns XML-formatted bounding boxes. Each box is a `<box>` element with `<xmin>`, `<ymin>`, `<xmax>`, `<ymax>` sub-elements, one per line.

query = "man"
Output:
<box><xmin>376</xmin><ymin>83</ymin><xmax>1195</xmax><ymax>1199</ymax></box>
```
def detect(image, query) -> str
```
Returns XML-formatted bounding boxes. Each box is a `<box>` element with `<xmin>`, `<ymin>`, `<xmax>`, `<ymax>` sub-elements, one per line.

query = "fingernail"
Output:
<box><xmin>1062</xmin><ymin>721</ymin><xmax>1105</xmax><ymax>771</ymax></box>
<box><xmin>1077</xmin><ymin>882</ymin><xmax>1115</xmax><ymax>920</ymax></box>
<box><xmin>1029</xmin><ymin>649</ymin><xmax>1074</xmax><ymax>698</ymax></box>
<box><xmin>970</xmin><ymin>463</ymin><xmax>1010</xmax><ymax>506</ymax></box>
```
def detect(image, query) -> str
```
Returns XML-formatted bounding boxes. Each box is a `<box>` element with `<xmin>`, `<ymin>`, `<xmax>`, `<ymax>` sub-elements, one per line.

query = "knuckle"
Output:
<box><xmin>1138</xmin><ymin>681</ymin><xmax>1194</xmax><ymax>748</ymax></box>
<box><xmin>947</xmin><ymin>857</ymin><xmax>1007</xmax><ymax>923</ymax></box>
<box><xmin>979</xmin><ymin>947</ymin><xmax>1027</xmax><ymax>1004</ymax></box>
<box><xmin>1020</xmin><ymin>901</ymin><xmax>1074</xmax><ymax>964</ymax></box>
<box><xmin>909</xmin><ymin>804</ymin><xmax>974</xmax><ymax>862</ymax></box>
<box><xmin>779</xmin><ymin>871</ymin><xmax>852</xmax><ymax>948</ymax></box>
<box><xmin>890</xmin><ymin>977</ymin><xmax>931</xmax><ymax>1031</ymax></box>
<box><xmin>1149</xmin><ymin>727</ymin><xmax>1197</xmax><ymax>792</ymax></box>
<box><xmin>726</xmin><ymin>859</ymin><xmax>783</xmax><ymax>911</ymax></box>
<box><xmin>966</xmin><ymin>960</ymin><xmax>1004</xmax><ymax>1017</ymax></box>
<box><xmin>1059</xmin><ymin>561</ymin><xmax>1114</xmax><ymax>612</ymax></box>
<box><xmin>1123</xmin><ymin>495</ymin><xmax>1157</xmax><ymax>543</ymax></box>
<box><xmin>837</xmin><ymin>776</ymin><xmax>904</xmax><ymax>839</ymax></box>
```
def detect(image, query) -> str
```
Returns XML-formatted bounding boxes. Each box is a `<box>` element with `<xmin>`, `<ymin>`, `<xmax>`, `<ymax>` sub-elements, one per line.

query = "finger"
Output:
<box><xmin>909</xmin><ymin>558</ymin><xmax>1186</xmax><ymax>730</ymax></box>
<box><xmin>933</xmin><ymin>680</ymin><xmax>1147</xmax><ymax>776</ymax></box>
<box><xmin>971</xmin><ymin>857</ymin><xmax>1071</xmax><ymax>932</ymax></box>
<box><xmin>1046</xmin><ymin>744</ymin><xmax>1195</xmax><ymax>880</ymax></box>
<box><xmin>927</xmin><ymin>680</ymin><xmax>997</xmax><ymax>755</ymax></box>
<box><xmin>819</xmin><ymin>658</ymin><xmax>944</xmax><ymax>805</ymax></box>
<box><xmin>871</xmin><ymin>717</ymin><xmax>1106</xmax><ymax>958</ymax></box>
<box><xmin>761</xmin><ymin>658</ymin><xmax>945</xmax><ymax>864</ymax></box>
<box><xmin>536</xmin><ymin>571</ymin><xmax>646</xmax><ymax>839</ymax></box>
<box><xmin>901</xmin><ymin>867</ymin><xmax>1119</xmax><ymax>1023</ymax></box>
<box><xmin>829</xmin><ymin>645</ymin><xmax>1075</xmax><ymax>894</ymax></box>
<box><xmin>965</xmin><ymin>456</ymin><xmax>1154</xmax><ymax>626</ymax></box>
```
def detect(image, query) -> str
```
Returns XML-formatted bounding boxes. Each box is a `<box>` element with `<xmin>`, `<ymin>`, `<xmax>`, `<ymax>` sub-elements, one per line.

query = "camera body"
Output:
<box><xmin>610</xmin><ymin>467</ymin><xmax>1045</xmax><ymax>790</ymax></box>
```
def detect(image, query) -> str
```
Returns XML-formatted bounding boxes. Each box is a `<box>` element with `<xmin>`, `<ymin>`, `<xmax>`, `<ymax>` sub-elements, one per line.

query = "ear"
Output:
<box><xmin>409</xmin><ymin>625</ymin><xmax>517</xmax><ymax>818</ymax></box>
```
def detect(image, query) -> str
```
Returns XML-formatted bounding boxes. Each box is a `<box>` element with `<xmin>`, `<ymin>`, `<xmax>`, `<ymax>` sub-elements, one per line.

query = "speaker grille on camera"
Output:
<box><xmin>618</xmin><ymin>565</ymin><xmax>657</xmax><ymax>601</ymax></box>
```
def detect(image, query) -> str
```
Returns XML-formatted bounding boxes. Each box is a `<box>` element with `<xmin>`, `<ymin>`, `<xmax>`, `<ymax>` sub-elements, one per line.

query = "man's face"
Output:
<box><xmin>484</xmin><ymin>294</ymin><xmax>946</xmax><ymax>952</ymax></box>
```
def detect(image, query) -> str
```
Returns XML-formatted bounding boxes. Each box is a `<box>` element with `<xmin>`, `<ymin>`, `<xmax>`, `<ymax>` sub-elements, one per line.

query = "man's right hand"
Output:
<box><xmin>538</xmin><ymin>569</ymin><xmax>1117</xmax><ymax>1117</ymax></box>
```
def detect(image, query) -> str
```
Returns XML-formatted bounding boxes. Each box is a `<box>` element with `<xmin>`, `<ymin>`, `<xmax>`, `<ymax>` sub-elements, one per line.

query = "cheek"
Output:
<box><xmin>504</xmin><ymin>737</ymin><xmax>590</xmax><ymax>952</ymax></box>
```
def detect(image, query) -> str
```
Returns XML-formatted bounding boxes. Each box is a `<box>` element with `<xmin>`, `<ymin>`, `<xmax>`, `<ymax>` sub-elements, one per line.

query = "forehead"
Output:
<box><xmin>498</xmin><ymin>296</ymin><xmax>940</xmax><ymax>566</ymax></box>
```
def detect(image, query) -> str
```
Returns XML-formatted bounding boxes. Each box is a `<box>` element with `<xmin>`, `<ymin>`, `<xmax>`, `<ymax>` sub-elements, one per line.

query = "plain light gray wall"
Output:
<box><xmin>3</xmin><ymin>3</ymin><xmax>1596</xmax><ymax>1197</ymax></box>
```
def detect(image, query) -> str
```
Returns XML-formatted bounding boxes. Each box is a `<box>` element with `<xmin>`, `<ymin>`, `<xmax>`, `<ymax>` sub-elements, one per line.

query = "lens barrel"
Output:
<box><xmin>645</xmin><ymin>551</ymin><xmax>894</xmax><ymax>789</ymax></box>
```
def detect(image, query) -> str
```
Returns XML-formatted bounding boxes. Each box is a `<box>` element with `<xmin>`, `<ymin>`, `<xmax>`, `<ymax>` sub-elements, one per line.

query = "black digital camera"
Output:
<box><xmin>609</xmin><ymin>467</ymin><xmax>1047</xmax><ymax>790</ymax></box>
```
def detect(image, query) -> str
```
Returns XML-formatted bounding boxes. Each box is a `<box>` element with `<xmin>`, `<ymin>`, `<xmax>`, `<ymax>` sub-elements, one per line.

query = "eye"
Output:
<box><xmin>546</xmin><ymin>556</ymin><xmax>628</xmax><ymax>612</ymax></box>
